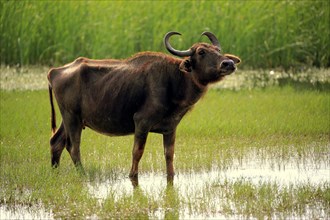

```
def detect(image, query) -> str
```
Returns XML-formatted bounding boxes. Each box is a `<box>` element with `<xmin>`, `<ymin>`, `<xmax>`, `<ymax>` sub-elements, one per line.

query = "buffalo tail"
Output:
<box><xmin>48</xmin><ymin>84</ymin><xmax>57</xmax><ymax>134</ymax></box>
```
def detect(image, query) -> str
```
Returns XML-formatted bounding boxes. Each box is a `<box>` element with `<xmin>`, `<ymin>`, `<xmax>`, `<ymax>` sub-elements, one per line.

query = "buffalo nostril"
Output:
<box><xmin>221</xmin><ymin>60</ymin><xmax>235</xmax><ymax>68</ymax></box>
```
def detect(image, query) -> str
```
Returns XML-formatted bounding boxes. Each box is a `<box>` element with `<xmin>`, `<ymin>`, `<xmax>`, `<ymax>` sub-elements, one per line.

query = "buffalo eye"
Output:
<box><xmin>198</xmin><ymin>49</ymin><xmax>205</xmax><ymax>56</ymax></box>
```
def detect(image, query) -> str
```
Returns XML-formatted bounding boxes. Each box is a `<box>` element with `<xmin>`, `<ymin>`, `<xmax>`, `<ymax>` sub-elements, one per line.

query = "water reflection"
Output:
<box><xmin>2</xmin><ymin>153</ymin><xmax>328</xmax><ymax>219</ymax></box>
<box><xmin>87</xmin><ymin>157</ymin><xmax>329</xmax><ymax>201</ymax></box>
<box><xmin>86</xmin><ymin>154</ymin><xmax>329</xmax><ymax>218</ymax></box>
<box><xmin>0</xmin><ymin>204</ymin><xmax>53</xmax><ymax>220</ymax></box>
<box><xmin>222</xmin><ymin>151</ymin><xmax>329</xmax><ymax>186</ymax></box>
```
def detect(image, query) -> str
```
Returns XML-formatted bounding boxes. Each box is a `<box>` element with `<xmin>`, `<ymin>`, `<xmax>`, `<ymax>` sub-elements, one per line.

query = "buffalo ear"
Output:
<box><xmin>224</xmin><ymin>54</ymin><xmax>241</xmax><ymax>65</ymax></box>
<box><xmin>179</xmin><ymin>58</ymin><xmax>192</xmax><ymax>73</ymax></box>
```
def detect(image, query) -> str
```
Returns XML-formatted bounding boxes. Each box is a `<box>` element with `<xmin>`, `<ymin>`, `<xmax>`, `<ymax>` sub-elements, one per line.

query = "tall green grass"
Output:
<box><xmin>1</xmin><ymin>1</ymin><xmax>329</xmax><ymax>69</ymax></box>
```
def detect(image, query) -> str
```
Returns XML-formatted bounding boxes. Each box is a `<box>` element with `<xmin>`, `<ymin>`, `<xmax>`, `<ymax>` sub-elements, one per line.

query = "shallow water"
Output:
<box><xmin>1</xmin><ymin>152</ymin><xmax>328</xmax><ymax>219</ymax></box>
<box><xmin>86</xmin><ymin>151</ymin><xmax>329</xmax><ymax>219</ymax></box>
<box><xmin>87</xmin><ymin>165</ymin><xmax>330</xmax><ymax>203</ymax></box>
<box><xmin>0</xmin><ymin>204</ymin><xmax>53</xmax><ymax>220</ymax></box>
<box><xmin>0</xmin><ymin>66</ymin><xmax>49</xmax><ymax>91</ymax></box>
<box><xmin>87</xmin><ymin>156</ymin><xmax>329</xmax><ymax>200</ymax></box>
<box><xmin>87</xmin><ymin>148</ymin><xmax>330</xmax><ymax>199</ymax></box>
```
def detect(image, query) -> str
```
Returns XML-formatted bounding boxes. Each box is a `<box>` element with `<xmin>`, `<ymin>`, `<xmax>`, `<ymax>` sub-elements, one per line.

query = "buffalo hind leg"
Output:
<box><xmin>62</xmin><ymin>112</ymin><xmax>84</xmax><ymax>174</ymax></box>
<box><xmin>50</xmin><ymin>122</ymin><xmax>66</xmax><ymax>168</ymax></box>
<box><xmin>163</xmin><ymin>131</ymin><xmax>176</xmax><ymax>184</ymax></box>
<box><xmin>129</xmin><ymin>132</ymin><xmax>148</xmax><ymax>187</ymax></box>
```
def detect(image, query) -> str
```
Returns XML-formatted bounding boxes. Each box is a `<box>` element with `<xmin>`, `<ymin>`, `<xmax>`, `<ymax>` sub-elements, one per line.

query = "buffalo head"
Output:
<box><xmin>164</xmin><ymin>31</ymin><xmax>241</xmax><ymax>85</ymax></box>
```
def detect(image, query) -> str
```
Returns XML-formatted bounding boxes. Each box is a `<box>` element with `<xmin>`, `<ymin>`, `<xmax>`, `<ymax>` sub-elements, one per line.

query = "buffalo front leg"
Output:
<box><xmin>163</xmin><ymin>131</ymin><xmax>176</xmax><ymax>184</ymax></box>
<box><xmin>130</xmin><ymin>102</ymin><xmax>166</xmax><ymax>186</ymax></box>
<box><xmin>129</xmin><ymin>133</ymin><xmax>148</xmax><ymax>187</ymax></box>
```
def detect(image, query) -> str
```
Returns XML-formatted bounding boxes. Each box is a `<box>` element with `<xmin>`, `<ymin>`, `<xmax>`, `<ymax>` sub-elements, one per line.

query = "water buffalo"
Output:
<box><xmin>47</xmin><ymin>31</ymin><xmax>240</xmax><ymax>184</ymax></box>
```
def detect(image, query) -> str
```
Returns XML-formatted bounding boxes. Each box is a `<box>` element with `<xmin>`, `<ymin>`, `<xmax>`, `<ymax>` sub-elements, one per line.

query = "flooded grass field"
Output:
<box><xmin>0</xmin><ymin>66</ymin><xmax>329</xmax><ymax>219</ymax></box>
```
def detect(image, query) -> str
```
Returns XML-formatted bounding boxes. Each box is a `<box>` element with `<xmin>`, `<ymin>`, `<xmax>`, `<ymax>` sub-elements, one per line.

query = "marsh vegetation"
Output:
<box><xmin>1</xmin><ymin>0</ymin><xmax>329</xmax><ymax>218</ymax></box>
<box><xmin>0</xmin><ymin>67</ymin><xmax>329</xmax><ymax>219</ymax></box>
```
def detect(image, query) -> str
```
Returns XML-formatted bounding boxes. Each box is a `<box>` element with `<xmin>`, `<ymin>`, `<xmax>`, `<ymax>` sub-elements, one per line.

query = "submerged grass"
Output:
<box><xmin>0</xmin><ymin>86</ymin><xmax>329</xmax><ymax>218</ymax></box>
<box><xmin>206</xmin><ymin>179</ymin><xmax>329</xmax><ymax>219</ymax></box>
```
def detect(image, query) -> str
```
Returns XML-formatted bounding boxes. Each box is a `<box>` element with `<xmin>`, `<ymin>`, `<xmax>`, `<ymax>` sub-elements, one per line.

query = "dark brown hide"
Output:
<box><xmin>48</xmin><ymin>33</ymin><xmax>240</xmax><ymax>185</ymax></box>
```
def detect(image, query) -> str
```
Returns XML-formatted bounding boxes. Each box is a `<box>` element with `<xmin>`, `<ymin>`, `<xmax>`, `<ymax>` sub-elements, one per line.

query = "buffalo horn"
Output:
<box><xmin>201</xmin><ymin>31</ymin><xmax>221</xmax><ymax>50</ymax></box>
<box><xmin>164</xmin><ymin>32</ymin><xmax>193</xmax><ymax>57</ymax></box>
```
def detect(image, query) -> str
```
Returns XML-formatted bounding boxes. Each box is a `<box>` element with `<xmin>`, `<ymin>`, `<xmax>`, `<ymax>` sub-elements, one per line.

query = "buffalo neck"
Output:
<box><xmin>179</xmin><ymin>69</ymin><xmax>208</xmax><ymax>107</ymax></box>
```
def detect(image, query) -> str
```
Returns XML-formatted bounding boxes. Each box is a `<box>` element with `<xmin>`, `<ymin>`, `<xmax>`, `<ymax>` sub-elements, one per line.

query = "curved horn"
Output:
<box><xmin>164</xmin><ymin>31</ymin><xmax>193</xmax><ymax>57</ymax></box>
<box><xmin>201</xmin><ymin>31</ymin><xmax>221</xmax><ymax>50</ymax></box>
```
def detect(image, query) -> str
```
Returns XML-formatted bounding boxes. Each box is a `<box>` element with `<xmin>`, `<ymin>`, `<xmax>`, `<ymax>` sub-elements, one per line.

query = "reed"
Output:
<box><xmin>1</xmin><ymin>1</ymin><xmax>329</xmax><ymax>69</ymax></box>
